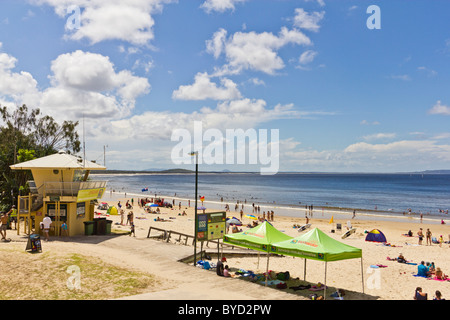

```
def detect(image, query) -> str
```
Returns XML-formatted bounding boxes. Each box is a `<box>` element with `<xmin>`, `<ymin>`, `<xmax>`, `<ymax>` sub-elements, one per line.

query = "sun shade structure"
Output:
<box><xmin>271</xmin><ymin>228</ymin><xmax>364</xmax><ymax>298</ymax></box>
<box><xmin>272</xmin><ymin>227</ymin><xmax>362</xmax><ymax>261</ymax></box>
<box><xmin>224</xmin><ymin>221</ymin><xmax>292</xmax><ymax>252</ymax></box>
<box><xmin>223</xmin><ymin>221</ymin><xmax>292</xmax><ymax>285</ymax></box>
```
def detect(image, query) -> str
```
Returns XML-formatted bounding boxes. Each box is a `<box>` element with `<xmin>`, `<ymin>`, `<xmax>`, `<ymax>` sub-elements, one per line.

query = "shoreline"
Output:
<box><xmin>104</xmin><ymin>189</ymin><xmax>450</xmax><ymax>226</ymax></box>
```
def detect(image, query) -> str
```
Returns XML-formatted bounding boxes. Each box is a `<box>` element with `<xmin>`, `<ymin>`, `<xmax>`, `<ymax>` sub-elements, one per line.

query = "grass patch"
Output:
<box><xmin>0</xmin><ymin>247</ymin><xmax>164</xmax><ymax>300</ymax></box>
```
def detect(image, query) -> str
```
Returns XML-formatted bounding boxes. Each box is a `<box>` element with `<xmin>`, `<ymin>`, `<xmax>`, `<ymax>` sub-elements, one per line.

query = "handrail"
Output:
<box><xmin>28</xmin><ymin>180</ymin><xmax>108</xmax><ymax>197</ymax></box>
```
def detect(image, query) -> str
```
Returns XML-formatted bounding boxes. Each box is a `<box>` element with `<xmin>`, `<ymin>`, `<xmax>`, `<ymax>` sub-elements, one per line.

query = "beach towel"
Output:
<box><xmin>309</xmin><ymin>283</ymin><xmax>328</xmax><ymax>291</ymax></box>
<box><xmin>276</xmin><ymin>282</ymin><xmax>287</xmax><ymax>289</ymax></box>
<box><xmin>427</xmin><ymin>276</ymin><xmax>450</xmax><ymax>282</ymax></box>
<box><xmin>289</xmin><ymin>284</ymin><xmax>311</xmax><ymax>291</ymax></box>
<box><xmin>260</xmin><ymin>280</ymin><xmax>284</xmax><ymax>286</ymax></box>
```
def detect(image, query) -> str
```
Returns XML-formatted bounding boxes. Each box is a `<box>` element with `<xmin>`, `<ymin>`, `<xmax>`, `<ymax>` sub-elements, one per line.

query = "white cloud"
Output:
<box><xmin>429</xmin><ymin>100</ymin><xmax>450</xmax><ymax>115</ymax></box>
<box><xmin>31</xmin><ymin>0</ymin><xmax>174</xmax><ymax>45</ymax></box>
<box><xmin>172</xmin><ymin>72</ymin><xmax>242</xmax><ymax>101</ymax></box>
<box><xmin>297</xmin><ymin>49</ymin><xmax>318</xmax><ymax>69</ymax></box>
<box><xmin>282</xmin><ymin>139</ymin><xmax>450</xmax><ymax>172</ymax></box>
<box><xmin>201</xmin><ymin>0</ymin><xmax>247</xmax><ymax>13</ymax></box>
<box><xmin>362</xmin><ymin>133</ymin><xmax>396</xmax><ymax>141</ymax></box>
<box><xmin>49</xmin><ymin>50</ymin><xmax>150</xmax><ymax>101</ymax></box>
<box><xmin>91</xmin><ymin>99</ymin><xmax>301</xmax><ymax>143</ymax></box>
<box><xmin>293</xmin><ymin>8</ymin><xmax>325</xmax><ymax>32</ymax></box>
<box><xmin>0</xmin><ymin>52</ymin><xmax>41</xmax><ymax>107</ymax></box>
<box><xmin>417</xmin><ymin>66</ymin><xmax>437</xmax><ymax>77</ymax></box>
<box><xmin>207</xmin><ymin>27</ymin><xmax>312</xmax><ymax>75</ymax></box>
<box><xmin>360</xmin><ymin>120</ymin><xmax>380</xmax><ymax>125</ymax></box>
<box><xmin>0</xmin><ymin>49</ymin><xmax>150</xmax><ymax>123</ymax></box>
<box><xmin>389</xmin><ymin>74</ymin><xmax>411</xmax><ymax>81</ymax></box>
<box><xmin>303</xmin><ymin>0</ymin><xmax>325</xmax><ymax>7</ymax></box>
<box><xmin>206</xmin><ymin>28</ymin><xmax>228</xmax><ymax>59</ymax></box>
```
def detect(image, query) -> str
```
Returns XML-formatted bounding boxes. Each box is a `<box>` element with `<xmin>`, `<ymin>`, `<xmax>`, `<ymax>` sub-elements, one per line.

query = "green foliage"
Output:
<box><xmin>0</xmin><ymin>104</ymin><xmax>81</xmax><ymax>207</ymax></box>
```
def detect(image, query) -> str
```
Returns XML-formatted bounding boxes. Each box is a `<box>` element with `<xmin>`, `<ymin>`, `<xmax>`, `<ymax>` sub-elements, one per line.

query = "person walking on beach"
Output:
<box><xmin>426</xmin><ymin>228</ymin><xmax>432</xmax><ymax>246</ymax></box>
<box><xmin>42</xmin><ymin>214</ymin><xmax>52</xmax><ymax>241</ymax></box>
<box><xmin>120</xmin><ymin>209</ymin><xmax>125</xmax><ymax>225</ymax></box>
<box><xmin>0</xmin><ymin>211</ymin><xmax>10</xmax><ymax>240</ymax></box>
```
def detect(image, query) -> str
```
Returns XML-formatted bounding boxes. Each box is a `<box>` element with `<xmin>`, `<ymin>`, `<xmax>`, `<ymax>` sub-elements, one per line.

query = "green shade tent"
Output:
<box><xmin>223</xmin><ymin>221</ymin><xmax>292</xmax><ymax>285</ymax></box>
<box><xmin>272</xmin><ymin>228</ymin><xmax>364</xmax><ymax>298</ymax></box>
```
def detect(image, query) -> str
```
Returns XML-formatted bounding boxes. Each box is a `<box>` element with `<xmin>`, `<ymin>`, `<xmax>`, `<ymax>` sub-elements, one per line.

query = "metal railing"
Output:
<box><xmin>28</xmin><ymin>180</ymin><xmax>108</xmax><ymax>197</ymax></box>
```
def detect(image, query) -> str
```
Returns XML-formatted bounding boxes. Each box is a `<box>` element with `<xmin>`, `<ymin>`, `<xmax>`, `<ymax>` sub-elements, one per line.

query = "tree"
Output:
<box><xmin>0</xmin><ymin>105</ymin><xmax>81</xmax><ymax>207</ymax></box>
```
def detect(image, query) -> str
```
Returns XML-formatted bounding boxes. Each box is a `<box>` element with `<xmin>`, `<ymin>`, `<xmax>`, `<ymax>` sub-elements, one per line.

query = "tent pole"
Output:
<box><xmin>361</xmin><ymin>257</ymin><xmax>365</xmax><ymax>294</ymax></box>
<box><xmin>324</xmin><ymin>261</ymin><xmax>327</xmax><ymax>300</ymax></box>
<box><xmin>265</xmin><ymin>252</ymin><xmax>270</xmax><ymax>287</ymax></box>
<box><xmin>257</xmin><ymin>252</ymin><xmax>260</xmax><ymax>269</ymax></box>
<box><xmin>304</xmin><ymin>258</ymin><xmax>306</xmax><ymax>281</ymax></box>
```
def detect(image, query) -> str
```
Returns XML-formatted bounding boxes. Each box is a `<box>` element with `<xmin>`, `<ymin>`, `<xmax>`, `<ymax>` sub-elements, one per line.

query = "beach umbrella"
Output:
<box><xmin>145</xmin><ymin>203</ymin><xmax>159</xmax><ymax>207</ymax></box>
<box><xmin>197</xmin><ymin>206</ymin><xmax>207</xmax><ymax>210</ymax></box>
<box><xmin>244</xmin><ymin>214</ymin><xmax>257</xmax><ymax>220</ymax></box>
<box><xmin>226</xmin><ymin>217</ymin><xmax>242</xmax><ymax>226</ymax></box>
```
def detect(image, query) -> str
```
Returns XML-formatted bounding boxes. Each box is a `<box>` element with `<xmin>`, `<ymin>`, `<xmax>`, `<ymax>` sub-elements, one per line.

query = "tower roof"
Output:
<box><xmin>10</xmin><ymin>151</ymin><xmax>106</xmax><ymax>170</ymax></box>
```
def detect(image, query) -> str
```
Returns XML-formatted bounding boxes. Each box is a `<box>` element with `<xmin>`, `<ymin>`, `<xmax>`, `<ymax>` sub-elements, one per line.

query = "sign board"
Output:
<box><xmin>196</xmin><ymin>211</ymin><xmax>226</xmax><ymax>241</ymax></box>
<box><xmin>76</xmin><ymin>188</ymin><xmax>105</xmax><ymax>203</ymax></box>
<box><xmin>26</xmin><ymin>234</ymin><xmax>42</xmax><ymax>253</ymax></box>
<box><xmin>47</xmin><ymin>204</ymin><xmax>67</xmax><ymax>217</ymax></box>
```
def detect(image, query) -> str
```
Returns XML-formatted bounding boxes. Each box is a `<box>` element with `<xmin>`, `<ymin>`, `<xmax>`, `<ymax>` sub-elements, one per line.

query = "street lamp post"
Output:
<box><xmin>189</xmin><ymin>151</ymin><xmax>199</xmax><ymax>266</ymax></box>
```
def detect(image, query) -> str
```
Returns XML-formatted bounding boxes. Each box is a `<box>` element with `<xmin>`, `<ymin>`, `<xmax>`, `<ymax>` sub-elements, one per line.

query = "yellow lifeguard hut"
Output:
<box><xmin>10</xmin><ymin>150</ymin><xmax>107</xmax><ymax>237</ymax></box>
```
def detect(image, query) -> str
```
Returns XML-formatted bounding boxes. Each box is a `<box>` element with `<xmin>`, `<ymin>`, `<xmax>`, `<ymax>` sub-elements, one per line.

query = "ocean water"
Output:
<box><xmin>92</xmin><ymin>173</ymin><xmax>450</xmax><ymax>224</ymax></box>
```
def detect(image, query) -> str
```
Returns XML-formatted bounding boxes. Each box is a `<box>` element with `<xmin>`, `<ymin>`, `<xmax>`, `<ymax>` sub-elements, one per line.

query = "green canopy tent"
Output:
<box><xmin>272</xmin><ymin>228</ymin><xmax>364</xmax><ymax>299</ymax></box>
<box><xmin>223</xmin><ymin>221</ymin><xmax>292</xmax><ymax>285</ymax></box>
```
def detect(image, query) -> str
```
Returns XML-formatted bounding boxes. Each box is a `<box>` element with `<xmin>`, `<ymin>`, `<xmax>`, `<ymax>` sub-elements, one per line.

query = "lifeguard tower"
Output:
<box><xmin>10</xmin><ymin>150</ymin><xmax>107</xmax><ymax>237</ymax></box>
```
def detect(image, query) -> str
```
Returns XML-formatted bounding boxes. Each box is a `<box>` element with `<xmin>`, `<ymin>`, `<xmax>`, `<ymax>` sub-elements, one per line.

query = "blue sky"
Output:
<box><xmin>0</xmin><ymin>0</ymin><xmax>449</xmax><ymax>173</ymax></box>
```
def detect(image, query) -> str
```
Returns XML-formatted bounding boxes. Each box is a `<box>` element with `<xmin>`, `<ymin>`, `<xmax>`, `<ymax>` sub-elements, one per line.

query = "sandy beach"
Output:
<box><xmin>1</xmin><ymin>192</ymin><xmax>449</xmax><ymax>301</ymax></box>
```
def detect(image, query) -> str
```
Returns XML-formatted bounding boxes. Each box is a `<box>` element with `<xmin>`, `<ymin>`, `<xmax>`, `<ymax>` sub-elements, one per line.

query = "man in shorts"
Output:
<box><xmin>0</xmin><ymin>211</ymin><xmax>9</xmax><ymax>240</ymax></box>
<box><xmin>42</xmin><ymin>214</ymin><xmax>52</xmax><ymax>241</ymax></box>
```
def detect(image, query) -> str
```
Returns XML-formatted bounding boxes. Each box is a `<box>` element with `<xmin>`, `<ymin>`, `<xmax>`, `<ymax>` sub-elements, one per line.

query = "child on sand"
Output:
<box><xmin>130</xmin><ymin>223</ymin><xmax>135</xmax><ymax>237</ymax></box>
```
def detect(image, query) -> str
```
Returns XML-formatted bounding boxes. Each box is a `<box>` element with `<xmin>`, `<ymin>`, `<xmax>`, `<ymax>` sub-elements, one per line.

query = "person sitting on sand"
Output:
<box><xmin>417</xmin><ymin>261</ymin><xmax>428</xmax><ymax>277</ymax></box>
<box><xmin>216</xmin><ymin>257</ymin><xmax>226</xmax><ymax>276</ymax></box>
<box><xmin>435</xmin><ymin>267</ymin><xmax>448</xmax><ymax>280</ymax></box>
<box><xmin>396</xmin><ymin>253</ymin><xmax>407</xmax><ymax>264</ymax></box>
<box><xmin>414</xmin><ymin>287</ymin><xmax>427</xmax><ymax>300</ymax></box>
<box><xmin>434</xmin><ymin>290</ymin><xmax>445</xmax><ymax>300</ymax></box>
<box><xmin>232</xmin><ymin>225</ymin><xmax>242</xmax><ymax>233</ymax></box>
<box><xmin>428</xmin><ymin>262</ymin><xmax>435</xmax><ymax>276</ymax></box>
<box><xmin>223</xmin><ymin>265</ymin><xmax>230</xmax><ymax>277</ymax></box>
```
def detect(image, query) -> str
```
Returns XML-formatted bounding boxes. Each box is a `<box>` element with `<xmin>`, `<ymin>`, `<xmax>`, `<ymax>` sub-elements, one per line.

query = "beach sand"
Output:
<box><xmin>1</xmin><ymin>193</ymin><xmax>449</xmax><ymax>300</ymax></box>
